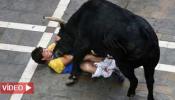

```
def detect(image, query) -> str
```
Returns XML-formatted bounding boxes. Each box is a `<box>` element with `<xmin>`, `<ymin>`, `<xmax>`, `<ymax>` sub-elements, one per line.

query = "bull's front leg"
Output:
<box><xmin>66</xmin><ymin>51</ymin><xmax>88</xmax><ymax>86</ymax></box>
<box><xmin>66</xmin><ymin>38</ymin><xmax>90</xmax><ymax>86</ymax></box>
<box><xmin>117</xmin><ymin>62</ymin><xmax>138</xmax><ymax>98</ymax></box>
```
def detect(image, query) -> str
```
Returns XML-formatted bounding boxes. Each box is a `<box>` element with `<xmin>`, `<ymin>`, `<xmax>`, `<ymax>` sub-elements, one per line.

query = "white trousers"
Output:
<box><xmin>92</xmin><ymin>58</ymin><xmax>119</xmax><ymax>78</ymax></box>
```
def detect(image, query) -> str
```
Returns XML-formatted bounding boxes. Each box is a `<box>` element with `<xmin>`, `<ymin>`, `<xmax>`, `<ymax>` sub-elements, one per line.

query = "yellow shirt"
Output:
<box><xmin>47</xmin><ymin>43</ymin><xmax>65</xmax><ymax>74</ymax></box>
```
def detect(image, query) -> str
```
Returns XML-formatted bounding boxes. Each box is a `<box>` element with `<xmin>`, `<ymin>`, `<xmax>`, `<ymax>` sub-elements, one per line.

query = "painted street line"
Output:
<box><xmin>54</xmin><ymin>27</ymin><xmax>60</xmax><ymax>34</ymax></box>
<box><xmin>140</xmin><ymin>64</ymin><xmax>175</xmax><ymax>73</ymax></box>
<box><xmin>156</xmin><ymin>64</ymin><xmax>175</xmax><ymax>73</ymax></box>
<box><xmin>0</xmin><ymin>43</ymin><xmax>34</xmax><ymax>53</ymax></box>
<box><xmin>159</xmin><ymin>40</ymin><xmax>175</xmax><ymax>49</ymax></box>
<box><xmin>48</xmin><ymin>0</ymin><xmax>70</xmax><ymax>27</ymax></box>
<box><xmin>0</xmin><ymin>21</ymin><xmax>47</xmax><ymax>32</ymax></box>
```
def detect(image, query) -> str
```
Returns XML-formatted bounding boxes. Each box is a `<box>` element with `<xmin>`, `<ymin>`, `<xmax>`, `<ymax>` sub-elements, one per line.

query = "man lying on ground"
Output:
<box><xmin>31</xmin><ymin>35</ymin><xmax>124</xmax><ymax>83</ymax></box>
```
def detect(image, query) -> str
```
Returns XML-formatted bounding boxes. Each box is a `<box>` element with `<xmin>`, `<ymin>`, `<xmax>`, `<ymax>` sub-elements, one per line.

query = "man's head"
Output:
<box><xmin>31</xmin><ymin>47</ymin><xmax>53</xmax><ymax>64</ymax></box>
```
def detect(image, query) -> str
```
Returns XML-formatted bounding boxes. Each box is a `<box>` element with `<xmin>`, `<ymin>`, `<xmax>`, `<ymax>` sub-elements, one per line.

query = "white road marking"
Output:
<box><xmin>54</xmin><ymin>27</ymin><xmax>60</xmax><ymax>34</ymax></box>
<box><xmin>37</xmin><ymin>32</ymin><xmax>53</xmax><ymax>47</ymax></box>
<box><xmin>159</xmin><ymin>41</ymin><xmax>175</xmax><ymax>49</ymax></box>
<box><xmin>0</xmin><ymin>43</ymin><xmax>34</xmax><ymax>52</ymax></box>
<box><xmin>156</xmin><ymin>64</ymin><xmax>175</xmax><ymax>73</ymax></box>
<box><xmin>48</xmin><ymin>0</ymin><xmax>70</xmax><ymax>27</ymax></box>
<box><xmin>9</xmin><ymin>0</ymin><xmax>71</xmax><ymax>100</ymax></box>
<box><xmin>0</xmin><ymin>21</ymin><xmax>8</xmax><ymax>27</ymax></box>
<box><xmin>0</xmin><ymin>21</ymin><xmax>47</xmax><ymax>32</ymax></box>
<box><xmin>140</xmin><ymin>64</ymin><xmax>175</xmax><ymax>73</ymax></box>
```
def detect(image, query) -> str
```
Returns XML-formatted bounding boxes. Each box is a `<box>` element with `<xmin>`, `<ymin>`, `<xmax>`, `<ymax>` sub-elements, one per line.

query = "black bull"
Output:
<box><xmin>53</xmin><ymin>0</ymin><xmax>160</xmax><ymax>100</ymax></box>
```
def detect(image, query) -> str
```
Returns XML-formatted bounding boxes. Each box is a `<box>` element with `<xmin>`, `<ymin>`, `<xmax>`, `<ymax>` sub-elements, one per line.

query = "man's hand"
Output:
<box><xmin>54</xmin><ymin>35</ymin><xmax>61</xmax><ymax>42</ymax></box>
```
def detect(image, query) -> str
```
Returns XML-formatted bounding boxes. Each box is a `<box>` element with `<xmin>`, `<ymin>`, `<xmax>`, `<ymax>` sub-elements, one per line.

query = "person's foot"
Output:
<box><xmin>66</xmin><ymin>79</ymin><xmax>78</xmax><ymax>86</ymax></box>
<box><xmin>66</xmin><ymin>75</ymin><xmax>78</xmax><ymax>86</ymax></box>
<box><xmin>112</xmin><ymin>70</ymin><xmax>125</xmax><ymax>83</ymax></box>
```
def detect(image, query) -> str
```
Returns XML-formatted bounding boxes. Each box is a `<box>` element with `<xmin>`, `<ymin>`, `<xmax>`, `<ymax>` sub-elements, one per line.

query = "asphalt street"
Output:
<box><xmin>0</xmin><ymin>0</ymin><xmax>175</xmax><ymax>100</ymax></box>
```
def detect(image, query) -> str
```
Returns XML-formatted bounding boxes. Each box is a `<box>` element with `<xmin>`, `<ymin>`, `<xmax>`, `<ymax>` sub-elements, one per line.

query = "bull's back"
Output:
<box><xmin>76</xmin><ymin>0</ymin><xmax>134</xmax><ymax>38</ymax></box>
<box><xmin>67</xmin><ymin>0</ymin><xmax>160</xmax><ymax>63</ymax></box>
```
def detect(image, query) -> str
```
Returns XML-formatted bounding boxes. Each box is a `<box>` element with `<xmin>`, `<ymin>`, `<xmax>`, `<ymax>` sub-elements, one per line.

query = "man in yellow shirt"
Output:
<box><xmin>31</xmin><ymin>36</ymin><xmax>124</xmax><ymax>85</ymax></box>
<box><xmin>31</xmin><ymin>41</ymin><xmax>109</xmax><ymax>75</ymax></box>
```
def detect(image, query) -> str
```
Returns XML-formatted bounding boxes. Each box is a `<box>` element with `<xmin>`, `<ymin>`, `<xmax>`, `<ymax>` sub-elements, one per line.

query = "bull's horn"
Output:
<box><xmin>43</xmin><ymin>16</ymin><xmax>65</xmax><ymax>24</ymax></box>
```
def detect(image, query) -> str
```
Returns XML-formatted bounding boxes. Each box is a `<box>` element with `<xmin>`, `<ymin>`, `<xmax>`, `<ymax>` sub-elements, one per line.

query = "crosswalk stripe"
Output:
<box><xmin>0</xmin><ymin>43</ymin><xmax>34</xmax><ymax>52</ymax></box>
<box><xmin>159</xmin><ymin>41</ymin><xmax>175</xmax><ymax>49</ymax></box>
<box><xmin>140</xmin><ymin>64</ymin><xmax>175</xmax><ymax>73</ymax></box>
<box><xmin>0</xmin><ymin>21</ymin><xmax>47</xmax><ymax>32</ymax></box>
<box><xmin>0</xmin><ymin>21</ymin><xmax>8</xmax><ymax>27</ymax></box>
<box><xmin>156</xmin><ymin>64</ymin><xmax>175</xmax><ymax>73</ymax></box>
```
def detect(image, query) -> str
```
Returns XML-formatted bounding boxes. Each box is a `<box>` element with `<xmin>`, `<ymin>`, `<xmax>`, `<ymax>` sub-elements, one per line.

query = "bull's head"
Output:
<box><xmin>44</xmin><ymin>16</ymin><xmax>74</xmax><ymax>56</ymax></box>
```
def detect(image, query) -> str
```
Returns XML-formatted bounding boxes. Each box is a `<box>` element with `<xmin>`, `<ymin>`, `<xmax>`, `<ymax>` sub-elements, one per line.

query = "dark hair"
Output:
<box><xmin>31</xmin><ymin>47</ymin><xmax>46</xmax><ymax>64</ymax></box>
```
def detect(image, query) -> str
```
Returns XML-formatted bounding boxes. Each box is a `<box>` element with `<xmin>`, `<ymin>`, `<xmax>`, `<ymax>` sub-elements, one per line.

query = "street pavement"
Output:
<box><xmin>0</xmin><ymin>0</ymin><xmax>175</xmax><ymax>100</ymax></box>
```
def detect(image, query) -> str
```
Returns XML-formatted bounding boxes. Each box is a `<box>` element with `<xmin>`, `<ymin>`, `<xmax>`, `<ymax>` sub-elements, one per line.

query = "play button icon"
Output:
<box><xmin>26</xmin><ymin>84</ymin><xmax>31</xmax><ymax>91</ymax></box>
<box><xmin>24</xmin><ymin>82</ymin><xmax>34</xmax><ymax>94</ymax></box>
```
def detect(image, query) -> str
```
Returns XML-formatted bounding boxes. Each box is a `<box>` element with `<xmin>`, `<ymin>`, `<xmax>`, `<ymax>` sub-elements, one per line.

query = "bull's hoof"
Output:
<box><xmin>117</xmin><ymin>76</ymin><xmax>125</xmax><ymax>83</ymax></box>
<box><xmin>127</xmin><ymin>89</ymin><xmax>135</xmax><ymax>97</ymax></box>
<box><xmin>129</xmin><ymin>97</ymin><xmax>135</xmax><ymax>100</ymax></box>
<box><xmin>112</xmin><ymin>70</ymin><xmax>125</xmax><ymax>83</ymax></box>
<box><xmin>148</xmin><ymin>94</ymin><xmax>154</xmax><ymax>100</ymax></box>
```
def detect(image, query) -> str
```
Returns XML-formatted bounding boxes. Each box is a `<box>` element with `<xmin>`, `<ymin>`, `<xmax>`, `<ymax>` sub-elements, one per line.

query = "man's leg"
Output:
<box><xmin>83</xmin><ymin>54</ymin><xmax>104</xmax><ymax>62</ymax></box>
<box><xmin>80</xmin><ymin>61</ymin><xmax>97</xmax><ymax>74</ymax></box>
